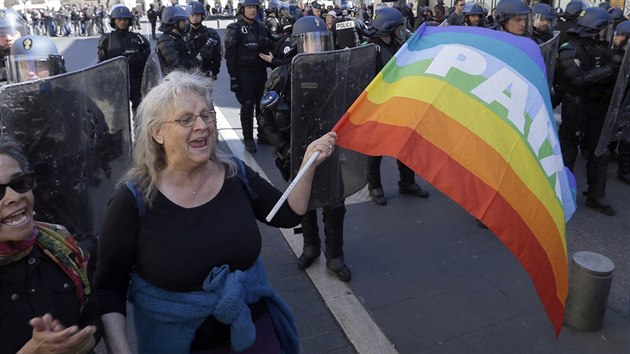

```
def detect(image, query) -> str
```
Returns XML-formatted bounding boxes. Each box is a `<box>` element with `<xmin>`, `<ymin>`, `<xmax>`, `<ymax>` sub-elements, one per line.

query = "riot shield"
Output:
<box><xmin>290</xmin><ymin>44</ymin><xmax>376</xmax><ymax>210</ymax></box>
<box><xmin>141</xmin><ymin>52</ymin><xmax>164</xmax><ymax>99</ymax></box>
<box><xmin>596</xmin><ymin>49</ymin><xmax>630</xmax><ymax>156</ymax></box>
<box><xmin>538</xmin><ymin>31</ymin><xmax>560</xmax><ymax>86</ymax></box>
<box><xmin>0</xmin><ymin>57</ymin><xmax>132</xmax><ymax>254</ymax></box>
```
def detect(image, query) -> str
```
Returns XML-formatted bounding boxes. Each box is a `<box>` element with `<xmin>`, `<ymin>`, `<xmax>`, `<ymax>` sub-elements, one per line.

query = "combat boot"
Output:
<box><xmin>297</xmin><ymin>210</ymin><xmax>321</xmax><ymax>270</ymax></box>
<box><xmin>398</xmin><ymin>162</ymin><xmax>429</xmax><ymax>198</ymax></box>
<box><xmin>323</xmin><ymin>203</ymin><xmax>351</xmax><ymax>282</ymax></box>
<box><xmin>585</xmin><ymin>154</ymin><xmax>615</xmax><ymax>216</ymax></box>
<box><xmin>398</xmin><ymin>181</ymin><xmax>429</xmax><ymax>198</ymax></box>
<box><xmin>368</xmin><ymin>187</ymin><xmax>387</xmax><ymax>206</ymax></box>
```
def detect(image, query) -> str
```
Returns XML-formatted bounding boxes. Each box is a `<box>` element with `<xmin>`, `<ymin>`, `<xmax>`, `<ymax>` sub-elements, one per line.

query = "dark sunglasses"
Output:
<box><xmin>0</xmin><ymin>172</ymin><xmax>36</xmax><ymax>200</ymax></box>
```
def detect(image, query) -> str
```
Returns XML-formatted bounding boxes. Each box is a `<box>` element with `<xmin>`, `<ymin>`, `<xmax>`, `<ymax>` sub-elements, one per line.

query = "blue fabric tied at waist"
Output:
<box><xmin>129</xmin><ymin>257</ymin><xmax>299</xmax><ymax>354</ymax></box>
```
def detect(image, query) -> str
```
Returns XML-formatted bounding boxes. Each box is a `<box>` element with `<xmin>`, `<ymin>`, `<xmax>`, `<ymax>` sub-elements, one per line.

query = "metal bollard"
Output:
<box><xmin>564</xmin><ymin>251</ymin><xmax>615</xmax><ymax>331</ymax></box>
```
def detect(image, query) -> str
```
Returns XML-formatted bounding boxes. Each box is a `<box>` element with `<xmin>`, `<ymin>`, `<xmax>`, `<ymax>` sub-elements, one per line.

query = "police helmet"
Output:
<box><xmin>463</xmin><ymin>3</ymin><xmax>485</xmax><ymax>16</ymax></box>
<box><xmin>615</xmin><ymin>19</ymin><xmax>630</xmax><ymax>34</ymax></box>
<box><xmin>279</xmin><ymin>4</ymin><xmax>303</xmax><ymax>33</ymax></box>
<box><xmin>109</xmin><ymin>5</ymin><xmax>133</xmax><ymax>29</ymax></box>
<box><xmin>576</xmin><ymin>6</ymin><xmax>611</xmax><ymax>31</ymax></box>
<box><xmin>598</xmin><ymin>2</ymin><xmax>611</xmax><ymax>10</ymax></box>
<box><xmin>613</xmin><ymin>19</ymin><xmax>630</xmax><ymax>48</ymax></box>
<box><xmin>565</xmin><ymin>0</ymin><xmax>587</xmax><ymax>16</ymax></box>
<box><xmin>6</xmin><ymin>35</ymin><xmax>66</xmax><ymax>83</ymax></box>
<box><xmin>495</xmin><ymin>0</ymin><xmax>531</xmax><ymax>25</ymax></box>
<box><xmin>532</xmin><ymin>3</ymin><xmax>555</xmax><ymax>19</ymax></box>
<box><xmin>0</xmin><ymin>8</ymin><xmax>29</xmax><ymax>43</ymax></box>
<box><xmin>160</xmin><ymin>5</ymin><xmax>188</xmax><ymax>30</ymax></box>
<box><xmin>608</xmin><ymin>7</ymin><xmax>625</xmax><ymax>27</ymax></box>
<box><xmin>292</xmin><ymin>16</ymin><xmax>333</xmax><ymax>53</ymax></box>
<box><xmin>186</xmin><ymin>1</ymin><xmax>207</xmax><ymax>17</ymax></box>
<box><xmin>239</xmin><ymin>0</ymin><xmax>260</xmax><ymax>13</ymax></box>
<box><xmin>341</xmin><ymin>1</ymin><xmax>354</xmax><ymax>10</ymax></box>
<box><xmin>266</xmin><ymin>0</ymin><xmax>281</xmax><ymax>14</ymax></box>
<box><xmin>370</xmin><ymin>7</ymin><xmax>404</xmax><ymax>36</ymax></box>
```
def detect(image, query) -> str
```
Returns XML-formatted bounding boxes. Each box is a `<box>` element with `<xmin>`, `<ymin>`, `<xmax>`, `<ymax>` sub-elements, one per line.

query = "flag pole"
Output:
<box><xmin>265</xmin><ymin>151</ymin><xmax>320</xmax><ymax>222</ymax></box>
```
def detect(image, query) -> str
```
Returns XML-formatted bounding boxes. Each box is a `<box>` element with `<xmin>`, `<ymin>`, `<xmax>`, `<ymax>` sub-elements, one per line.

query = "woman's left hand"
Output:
<box><xmin>303</xmin><ymin>132</ymin><xmax>337</xmax><ymax>167</ymax></box>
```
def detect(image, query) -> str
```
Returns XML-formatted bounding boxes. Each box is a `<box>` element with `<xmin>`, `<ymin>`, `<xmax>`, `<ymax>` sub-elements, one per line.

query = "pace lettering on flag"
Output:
<box><xmin>333</xmin><ymin>24</ymin><xmax>577</xmax><ymax>335</ymax></box>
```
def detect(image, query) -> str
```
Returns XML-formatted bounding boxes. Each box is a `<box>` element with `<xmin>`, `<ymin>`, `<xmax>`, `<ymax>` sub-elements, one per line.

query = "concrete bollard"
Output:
<box><xmin>565</xmin><ymin>251</ymin><xmax>615</xmax><ymax>331</ymax></box>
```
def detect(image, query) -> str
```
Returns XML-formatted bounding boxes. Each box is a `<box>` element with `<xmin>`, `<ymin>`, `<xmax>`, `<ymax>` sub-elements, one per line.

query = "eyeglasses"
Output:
<box><xmin>166</xmin><ymin>110</ymin><xmax>217</xmax><ymax>127</ymax></box>
<box><xmin>0</xmin><ymin>172</ymin><xmax>36</xmax><ymax>200</ymax></box>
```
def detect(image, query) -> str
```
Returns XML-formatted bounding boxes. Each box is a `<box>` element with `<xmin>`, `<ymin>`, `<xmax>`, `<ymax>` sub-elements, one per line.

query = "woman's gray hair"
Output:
<box><xmin>124</xmin><ymin>70</ymin><xmax>236</xmax><ymax>206</ymax></box>
<box><xmin>0</xmin><ymin>134</ymin><xmax>30</xmax><ymax>172</ymax></box>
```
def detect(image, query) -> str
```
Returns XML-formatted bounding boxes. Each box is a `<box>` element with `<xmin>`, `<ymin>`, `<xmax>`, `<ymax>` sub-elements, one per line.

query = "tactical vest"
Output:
<box><xmin>108</xmin><ymin>31</ymin><xmax>146</xmax><ymax>68</ymax></box>
<box><xmin>335</xmin><ymin>18</ymin><xmax>359</xmax><ymax>49</ymax></box>
<box><xmin>235</xmin><ymin>20</ymin><xmax>269</xmax><ymax>69</ymax></box>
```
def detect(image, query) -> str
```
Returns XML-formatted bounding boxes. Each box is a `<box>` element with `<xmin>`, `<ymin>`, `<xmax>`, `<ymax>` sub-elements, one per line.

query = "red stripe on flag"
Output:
<box><xmin>336</xmin><ymin>119</ymin><xmax>566</xmax><ymax>334</ymax></box>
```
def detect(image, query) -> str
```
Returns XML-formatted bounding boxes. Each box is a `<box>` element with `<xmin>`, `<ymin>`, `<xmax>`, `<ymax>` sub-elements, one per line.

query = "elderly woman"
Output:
<box><xmin>0</xmin><ymin>135</ymin><xmax>100</xmax><ymax>354</ymax></box>
<box><xmin>94</xmin><ymin>71</ymin><xmax>337</xmax><ymax>354</ymax></box>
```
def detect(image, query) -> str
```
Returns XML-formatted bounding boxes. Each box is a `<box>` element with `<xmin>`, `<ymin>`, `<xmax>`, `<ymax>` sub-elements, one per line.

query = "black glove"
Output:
<box><xmin>609</xmin><ymin>52</ymin><xmax>624</xmax><ymax>71</ymax></box>
<box><xmin>230</xmin><ymin>77</ymin><xmax>239</xmax><ymax>92</ymax></box>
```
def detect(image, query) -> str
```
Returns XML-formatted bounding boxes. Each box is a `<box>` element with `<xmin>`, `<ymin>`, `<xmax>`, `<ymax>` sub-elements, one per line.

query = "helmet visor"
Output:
<box><xmin>533</xmin><ymin>13</ymin><xmax>556</xmax><ymax>31</ymax></box>
<box><xmin>296</xmin><ymin>32</ymin><xmax>334</xmax><ymax>53</ymax></box>
<box><xmin>6</xmin><ymin>54</ymin><xmax>64</xmax><ymax>83</ymax></box>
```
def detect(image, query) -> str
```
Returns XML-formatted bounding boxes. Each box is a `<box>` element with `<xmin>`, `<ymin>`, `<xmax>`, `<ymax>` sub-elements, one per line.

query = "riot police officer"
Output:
<box><xmin>531</xmin><ymin>3</ymin><xmax>555</xmax><ymax>44</ymax></box>
<box><xmin>555</xmin><ymin>0</ymin><xmax>586</xmax><ymax>45</ymax></box>
<box><xmin>333</xmin><ymin>2</ymin><xmax>363</xmax><ymax>48</ymax></box>
<box><xmin>97</xmin><ymin>5</ymin><xmax>150</xmax><ymax>111</ymax></box>
<box><xmin>265</xmin><ymin>1</ymin><xmax>282</xmax><ymax>41</ymax></box>
<box><xmin>6</xmin><ymin>35</ymin><xmax>123</xmax><ymax>255</ymax></box>
<box><xmin>260</xmin><ymin>16</ymin><xmax>352</xmax><ymax>281</ymax></box>
<box><xmin>493</xmin><ymin>0</ymin><xmax>531</xmax><ymax>37</ymax></box>
<box><xmin>225</xmin><ymin>0</ymin><xmax>273</xmax><ymax>153</ymax></box>
<box><xmin>463</xmin><ymin>3</ymin><xmax>486</xmax><ymax>27</ymax></box>
<box><xmin>259</xmin><ymin>3</ymin><xmax>302</xmax><ymax>68</ymax></box>
<box><xmin>557</xmin><ymin>7</ymin><xmax>619</xmax><ymax>215</ymax></box>
<box><xmin>0</xmin><ymin>8</ymin><xmax>29</xmax><ymax>82</ymax></box>
<box><xmin>364</xmin><ymin>7</ymin><xmax>429</xmax><ymax>206</ymax></box>
<box><xmin>186</xmin><ymin>1</ymin><xmax>222</xmax><ymax>80</ymax></box>
<box><xmin>156</xmin><ymin>5</ymin><xmax>200</xmax><ymax>73</ymax></box>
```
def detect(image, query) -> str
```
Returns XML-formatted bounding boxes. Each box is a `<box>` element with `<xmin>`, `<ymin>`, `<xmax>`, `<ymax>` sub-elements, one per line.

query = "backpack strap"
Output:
<box><xmin>231</xmin><ymin>156</ymin><xmax>258</xmax><ymax>200</ymax></box>
<box><xmin>124</xmin><ymin>180</ymin><xmax>146</xmax><ymax>217</ymax></box>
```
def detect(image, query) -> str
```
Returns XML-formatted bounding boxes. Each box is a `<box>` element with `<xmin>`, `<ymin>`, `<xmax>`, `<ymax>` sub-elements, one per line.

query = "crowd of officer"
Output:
<box><xmin>1</xmin><ymin>0</ymin><xmax>628</xmax><ymax>280</ymax></box>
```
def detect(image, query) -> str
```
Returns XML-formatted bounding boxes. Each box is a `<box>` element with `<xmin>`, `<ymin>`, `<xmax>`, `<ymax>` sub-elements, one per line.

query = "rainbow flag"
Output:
<box><xmin>334</xmin><ymin>24</ymin><xmax>577</xmax><ymax>335</ymax></box>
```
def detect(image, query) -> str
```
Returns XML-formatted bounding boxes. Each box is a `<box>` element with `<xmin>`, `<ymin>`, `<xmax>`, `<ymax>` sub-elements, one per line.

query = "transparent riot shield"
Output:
<box><xmin>538</xmin><ymin>31</ymin><xmax>560</xmax><ymax>86</ymax></box>
<box><xmin>141</xmin><ymin>52</ymin><xmax>164</xmax><ymax>99</ymax></box>
<box><xmin>290</xmin><ymin>44</ymin><xmax>377</xmax><ymax>210</ymax></box>
<box><xmin>0</xmin><ymin>57</ymin><xmax>132</xmax><ymax>254</ymax></box>
<box><xmin>596</xmin><ymin>49</ymin><xmax>630</xmax><ymax>156</ymax></box>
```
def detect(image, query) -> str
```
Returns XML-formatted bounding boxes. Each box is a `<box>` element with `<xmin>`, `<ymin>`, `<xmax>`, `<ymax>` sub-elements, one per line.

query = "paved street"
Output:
<box><xmin>49</xmin><ymin>19</ymin><xmax>630</xmax><ymax>353</ymax></box>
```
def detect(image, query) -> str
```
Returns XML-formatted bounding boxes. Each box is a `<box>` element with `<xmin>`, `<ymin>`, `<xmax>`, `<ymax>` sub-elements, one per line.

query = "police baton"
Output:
<box><xmin>265</xmin><ymin>151</ymin><xmax>320</xmax><ymax>222</ymax></box>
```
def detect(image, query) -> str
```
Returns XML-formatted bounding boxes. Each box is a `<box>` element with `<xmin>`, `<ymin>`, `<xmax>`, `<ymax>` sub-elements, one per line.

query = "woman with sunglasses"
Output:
<box><xmin>94</xmin><ymin>71</ymin><xmax>337</xmax><ymax>353</ymax></box>
<box><xmin>0</xmin><ymin>135</ymin><xmax>101</xmax><ymax>354</ymax></box>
